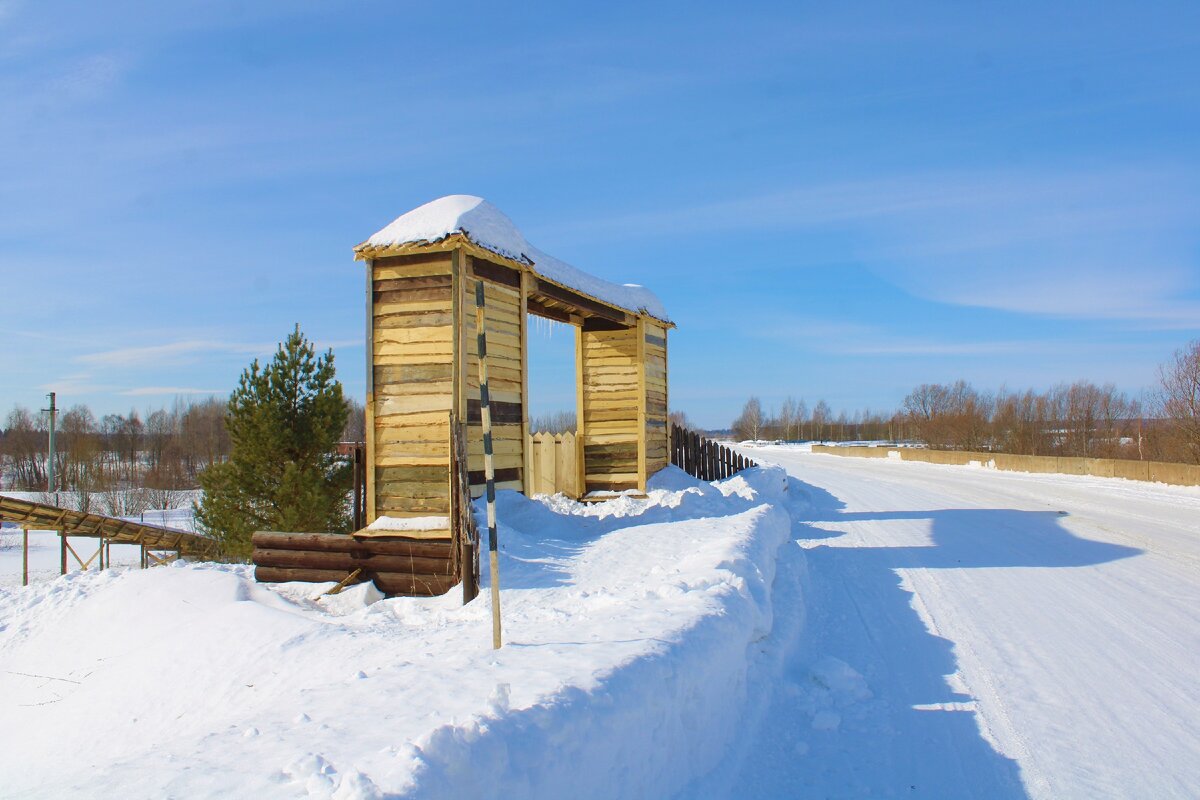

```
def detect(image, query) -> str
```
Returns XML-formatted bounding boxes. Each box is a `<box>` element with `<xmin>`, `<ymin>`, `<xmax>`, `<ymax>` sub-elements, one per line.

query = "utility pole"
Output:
<box><xmin>46</xmin><ymin>391</ymin><xmax>57</xmax><ymax>496</ymax></box>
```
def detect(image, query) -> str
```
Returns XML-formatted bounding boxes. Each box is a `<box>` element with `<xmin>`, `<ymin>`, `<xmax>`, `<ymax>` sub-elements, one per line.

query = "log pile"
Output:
<box><xmin>251</xmin><ymin>531</ymin><xmax>457</xmax><ymax>597</ymax></box>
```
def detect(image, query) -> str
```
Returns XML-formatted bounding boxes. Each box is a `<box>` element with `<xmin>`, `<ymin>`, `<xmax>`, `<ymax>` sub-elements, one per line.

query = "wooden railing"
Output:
<box><xmin>527</xmin><ymin>431</ymin><xmax>581</xmax><ymax>498</ymax></box>
<box><xmin>450</xmin><ymin>413</ymin><xmax>480</xmax><ymax>603</ymax></box>
<box><xmin>671</xmin><ymin>424</ymin><xmax>756</xmax><ymax>481</ymax></box>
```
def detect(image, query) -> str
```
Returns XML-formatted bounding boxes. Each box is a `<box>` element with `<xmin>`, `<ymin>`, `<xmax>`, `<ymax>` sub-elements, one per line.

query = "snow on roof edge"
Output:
<box><xmin>356</xmin><ymin>195</ymin><xmax>671</xmax><ymax>323</ymax></box>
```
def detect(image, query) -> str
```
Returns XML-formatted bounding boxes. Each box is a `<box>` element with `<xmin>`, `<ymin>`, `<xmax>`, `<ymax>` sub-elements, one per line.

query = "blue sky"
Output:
<box><xmin>2</xmin><ymin>1</ymin><xmax>1198</xmax><ymax>428</ymax></box>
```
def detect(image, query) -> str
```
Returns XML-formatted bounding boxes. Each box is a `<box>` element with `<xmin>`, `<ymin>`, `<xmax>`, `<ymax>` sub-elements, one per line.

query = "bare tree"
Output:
<box><xmin>1158</xmin><ymin>340</ymin><xmax>1200</xmax><ymax>464</ymax></box>
<box><xmin>811</xmin><ymin>400</ymin><xmax>831</xmax><ymax>442</ymax></box>
<box><xmin>342</xmin><ymin>397</ymin><xmax>366</xmax><ymax>442</ymax></box>
<box><xmin>668</xmin><ymin>409</ymin><xmax>694</xmax><ymax>430</ymax></box>
<box><xmin>732</xmin><ymin>397</ymin><xmax>764</xmax><ymax>442</ymax></box>
<box><xmin>1</xmin><ymin>406</ymin><xmax>46</xmax><ymax>489</ymax></box>
<box><xmin>779</xmin><ymin>397</ymin><xmax>797</xmax><ymax>442</ymax></box>
<box><xmin>530</xmin><ymin>410</ymin><xmax>577</xmax><ymax>434</ymax></box>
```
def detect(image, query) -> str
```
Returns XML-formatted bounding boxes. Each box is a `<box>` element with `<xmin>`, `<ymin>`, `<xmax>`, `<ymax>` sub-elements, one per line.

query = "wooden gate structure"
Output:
<box><xmin>253</xmin><ymin>195</ymin><xmax>674</xmax><ymax>599</ymax></box>
<box><xmin>353</xmin><ymin>195</ymin><xmax>674</xmax><ymax>530</ymax></box>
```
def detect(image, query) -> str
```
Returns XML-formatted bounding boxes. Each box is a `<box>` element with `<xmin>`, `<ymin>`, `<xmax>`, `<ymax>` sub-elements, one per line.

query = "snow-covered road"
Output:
<box><xmin>702</xmin><ymin>447</ymin><xmax>1200</xmax><ymax>799</ymax></box>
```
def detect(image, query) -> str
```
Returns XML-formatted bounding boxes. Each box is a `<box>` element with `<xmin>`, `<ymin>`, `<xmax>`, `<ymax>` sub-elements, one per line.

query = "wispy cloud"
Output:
<box><xmin>557</xmin><ymin>166</ymin><xmax>1200</xmax><ymax>326</ymax></box>
<box><xmin>39</xmin><ymin>372</ymin><xmax>116</xmax><ymax>396</ymax></box>
<box><xmin>753</xmin><ymin>314</ymin><xmax>1075</xmax><ymax>358</ymax></box>
<box><xmin>119</xmin><ymin>386</ymin><xmax>224</xmax><ymax>397</ymax></box>
<box><xmin>75</xmin><ymin>339</ymin><xmax>272</xmax><ymax>368</ymax></box>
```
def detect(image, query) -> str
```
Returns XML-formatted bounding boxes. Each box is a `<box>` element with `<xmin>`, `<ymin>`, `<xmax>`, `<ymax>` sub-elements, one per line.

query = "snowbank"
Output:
<box><xmin>0</xmin><ymin>466</ymin><xmax>794</xmax><ymax>799</ymax></box>
<box><xmin>360</xmin><ymin>195</ymin><xmax>670</xmax><ymax>323</ymax></box>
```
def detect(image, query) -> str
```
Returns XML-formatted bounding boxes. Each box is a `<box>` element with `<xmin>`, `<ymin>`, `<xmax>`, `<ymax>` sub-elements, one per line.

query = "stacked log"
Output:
<box><xmin>251</xmin><ymin>532</ymin><xmax>457</xmax><ymax>597</ymax></box>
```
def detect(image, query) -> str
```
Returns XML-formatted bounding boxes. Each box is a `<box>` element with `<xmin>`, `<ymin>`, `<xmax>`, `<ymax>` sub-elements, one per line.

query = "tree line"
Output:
<box><xmin>0</xmin><ymin>394</ymin><xmax>367</xmax><ymax>513</ymax></box>
<box><xmin>731</xmin><ymin>397</ymin><xmax>905</xmax><ymax>443</ymax></box>
<box><xmin>730</xmin><ymin>340</ymin><xmax>1200</xmax><ymax>465</ymax></box>
<box><xmin>0</xmin><ymin>398</ymin><xmax>231</xmax><ymax>508</ymax></box>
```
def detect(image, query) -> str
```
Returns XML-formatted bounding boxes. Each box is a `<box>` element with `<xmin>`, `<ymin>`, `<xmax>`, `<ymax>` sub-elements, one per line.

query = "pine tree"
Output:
<box><xmin>197</xmin><ymin>325</ymin><xmax>351</xmax><ymax>559</ymax></box>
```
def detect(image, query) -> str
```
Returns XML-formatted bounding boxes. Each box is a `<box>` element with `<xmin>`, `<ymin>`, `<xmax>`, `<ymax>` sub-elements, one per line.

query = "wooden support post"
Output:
<box><xmin>364</xmin><ymin>257</ymin><xmax>376</xmax><ymax>525</ymax></box>
<box><xmin>476</xmin><ymin>280</ymin><xmax>503</xmax><ymax>649</ymax></box>
<box><xmin>352</xmin><ymin>444</ymin><xmax>363</xmax><ymax>532</ymax></box>
<box><xmin>22</xmin><ymin>529</ymin><xmax>29</xmax><ymax>586</ymax></box>
<box><xmin>574</xmin><ymin>321</ymin><xmax>587</xmax><ymax>495</ymax></box>
<box><xmin>519</xmin><ymin>269</ymin><xmax>532</xmax><ymax>497</ymax></box>
<box><xmin>60</xmin><ymin>531</ymin><xmax>66</xmax><ymax>575</ymax></box>
<box><xmin>141</xmin><ymin>544</ymin><xmax>147</xmax><ymax>569</ymax></box>
<box><xmin>636</xmin><ymin>317</ymin><xmax>647</xmax><ymax>492</ymax></box>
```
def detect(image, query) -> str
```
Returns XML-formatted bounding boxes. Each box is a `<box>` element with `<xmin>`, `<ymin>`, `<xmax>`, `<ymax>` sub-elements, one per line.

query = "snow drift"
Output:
<box><xmin>0</xmin><ymin>466</ymin><xmax>794</xmax><ymax>799</ymax></box>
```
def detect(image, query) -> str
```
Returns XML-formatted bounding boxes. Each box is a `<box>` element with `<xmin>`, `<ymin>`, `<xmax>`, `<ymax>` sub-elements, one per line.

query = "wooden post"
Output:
<box><xmin>352</xmin><ymin>444</ymin><xmax>363</xmax><ymax>531</ymax></box>
<box><xmin>59</xmin><ymin>532</ymin><xmax>66</xmax><ymax>575</ymax></box>
<box><xmin>364</xmin><ymin>257</ymin><xmax>376</xmax><ymax>525</ymax></box>
<box><xmin>574</xmin><ymin>321</ymin><xmax>587</xmax><ymax>495</ymax></box>
<box><xmin>22</xmin><ymin>529</ymin><xmax>29</xmax><ymax>586</ymax></box>
<box><xmin>141</xmin><ymin>544</ymin><xmax>147</xmax><ymax>569</ymax></box>
<box><xmin>519</xmin><ymin>269</ymin><xmax>533</xmax><ymax>496</ymax></box>
<box><xmin>636</xmin><ymin>317</ymin><xmax>647</xmax><ymax>492</ymax></box>
<box><xmin>476</xmin><ymin>280</ymin><xmax>503</xmax><ymax>649</ymax></box>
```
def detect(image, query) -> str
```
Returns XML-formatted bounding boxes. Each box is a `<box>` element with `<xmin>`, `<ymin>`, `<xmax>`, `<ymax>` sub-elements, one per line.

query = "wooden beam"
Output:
<box><xmin>532</xmin><ymin>279</ymin><xmax>630</xmax><ymax>325</ymax></box>
<box><xmin>520</xmin><ymin>268</ymin><xmax>532</xmax><ymax>496</ymax></box>
<box><xmin>365</xmin><ymin>257</ymin><xmax>377</xmax><ymax>524</ymax></box>
<box><xmin>637</xmin><ymin>316</ymin><xmax>647</xmax><ymax>492</ymax></box>
<box><xmin>575</xmin><ymin>324</ymin><xmax>587</xmax><ymax>494</ymax></box>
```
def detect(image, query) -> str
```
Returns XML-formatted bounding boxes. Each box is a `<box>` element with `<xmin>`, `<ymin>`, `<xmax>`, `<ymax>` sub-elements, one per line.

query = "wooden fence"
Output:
<box><xmin>670</xmin><ymin>424</ymin><xmax>756</xmax><ymax>481</ymax></box>
<box><xmin>813</xmin><ymin>445</ymin><xmax>1200</xmax><ymax>487</ymax></box>
<box><xmin>527</xmin><ymin>431</ymin><xmax>582</xmax><ymax>498</ymax></box>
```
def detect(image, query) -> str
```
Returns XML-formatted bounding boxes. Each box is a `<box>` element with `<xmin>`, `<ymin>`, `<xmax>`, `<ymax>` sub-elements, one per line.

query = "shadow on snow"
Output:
<box><xmin>763</xmin><ymin>476</ymin><xmax>1142</xmax><ymax>799</ymax></box>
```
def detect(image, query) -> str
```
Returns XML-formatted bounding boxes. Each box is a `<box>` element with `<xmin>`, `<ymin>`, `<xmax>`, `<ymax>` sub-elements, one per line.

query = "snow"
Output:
<box><xmin>363</xmin><ymin>515</ymin><xmax>449</xmax><ymax>532</ymax></box>
<box><xmin>361</xmin><ymin>195</ymin><xmax>670</xmax><ymax>323</ymax></box>
<box><xmin>6</xmin><ymin>449</ymin><xmax>1199</xmax><ymax>798</ymax></box>
<box><xmin>692</xmin><ymin>445</ymin><xmax>1200</xmax><ymax>799</ymax></box>
<box><xmin>0</xmin><ymin>466</ymin><xmax>791</xmax><ymax>798</ymax></box>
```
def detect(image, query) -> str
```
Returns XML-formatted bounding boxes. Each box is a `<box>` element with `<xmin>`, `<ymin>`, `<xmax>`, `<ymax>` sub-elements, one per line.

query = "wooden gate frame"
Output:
<box><xmin>354</xmin><ymin>234</ymin><xmax>673</xmax><ymax>524</ymax></box>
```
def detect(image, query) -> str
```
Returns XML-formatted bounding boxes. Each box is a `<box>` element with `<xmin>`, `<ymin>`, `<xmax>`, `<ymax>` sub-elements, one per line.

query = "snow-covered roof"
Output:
<box><xmin>356</xmin><ymin>195</ymin><xmax>669</xmax><ymax>323</ymax></box>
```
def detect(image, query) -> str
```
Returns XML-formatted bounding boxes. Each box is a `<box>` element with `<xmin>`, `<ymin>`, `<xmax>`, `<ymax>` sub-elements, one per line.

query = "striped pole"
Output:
<box><xmin>475</xmin><ymin>280</ymin><xmax>503</xmax><ymax>649</ymax></box>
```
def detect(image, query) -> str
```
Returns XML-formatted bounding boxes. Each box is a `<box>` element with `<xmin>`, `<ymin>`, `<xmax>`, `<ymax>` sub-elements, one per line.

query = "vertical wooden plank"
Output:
<box><xmin>560</xmin><ymin>432</ymin><xmax>578</xmax><ymax>498</ymax></box>
<box><xmin>60</xmin><ymin>532</ymin><xmax>66</xmax><ymax>575</ymax></box>
<box><xmin>520</xmin><ymin>269</ymin><xmax>532</xmax><ymax>496</ymax></box>
<box><xmin>452</xmin><ymin>249</ymin><xmax>466</xmax><ymax>516</ymax></box>
<box><xmin>574</xmin><ymin>323</ymin><xmax>586</xmax><ymax>494</ymax></box>
<box><xmin>351</xmin><ymin>445</ymin><xmax>363</xmax><ymax>531</ymax></box>
<box><xmin>663</xmin><ymin>329</ymin><xmax>670</xmax><ymax>473</ymax></box>
<box><xmin>636</xmin><ymin>316</ymin><xmax>647</xmax><ymax>492</ymax></box>
<box><xmin>364</xmin><ymin>258</ymin><xmax>376</xmax><ymax>524</ymax></box>
<box><xmin>22</xmin><ymin>529</ymin><xmax>28</xmax><ymax>586</ymax></box>
<box><xmin>527</xmin><ymin>433</ymin><xmax>539</xmax><ymax>493</ymax></box>
<box><xmin>539</xmin><ymin>433</ymin><xmax>556</xmax><ymax>494</ymax></box>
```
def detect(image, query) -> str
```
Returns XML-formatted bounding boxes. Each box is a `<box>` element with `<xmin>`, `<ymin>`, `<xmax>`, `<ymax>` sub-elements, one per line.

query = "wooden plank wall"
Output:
<box><xmin>463</xmin><ymin>256</ymin><xmax>526</xmax><ymax>498</ymax></box>
<box><xmin>579</xmin><ymin>325</ymin><xmax>641</xmax><ymax>492</ymax></box>
<box><xmin>644</xmin><ymin>321</ymin><xmax>669</xmax><ymax>476</ymax></box>
<box><xmin>369</xmin><ymin>253</ymin><xmax>455</xmax><ymax>524</ymax></box>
